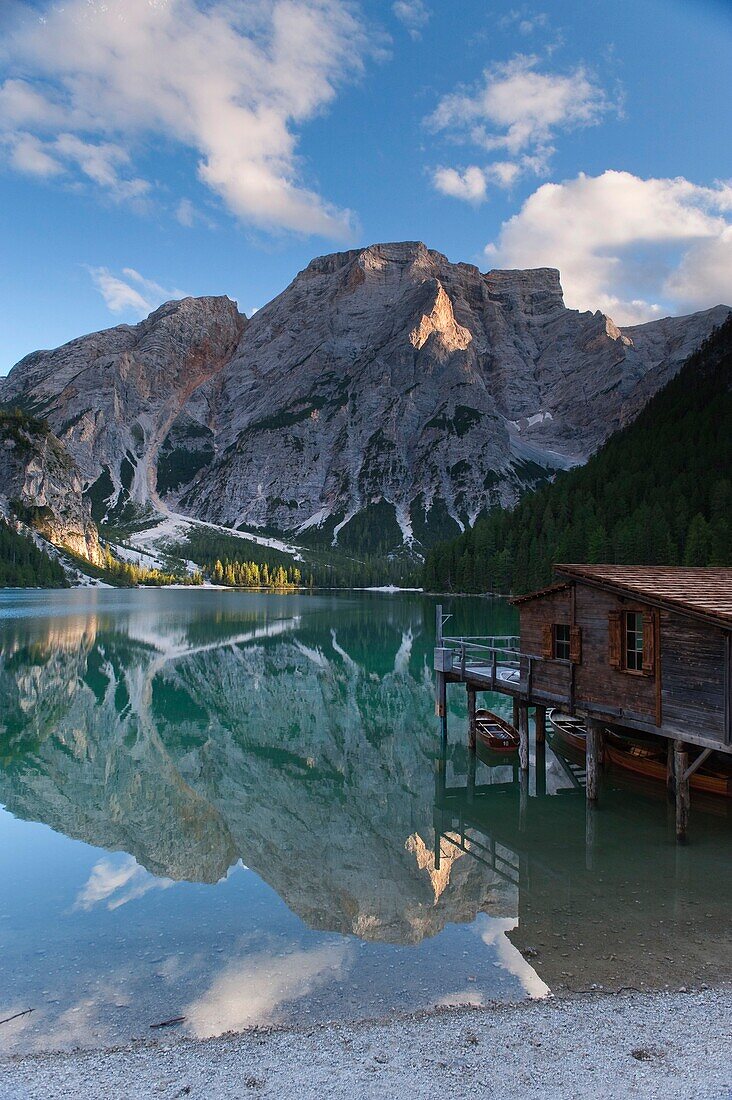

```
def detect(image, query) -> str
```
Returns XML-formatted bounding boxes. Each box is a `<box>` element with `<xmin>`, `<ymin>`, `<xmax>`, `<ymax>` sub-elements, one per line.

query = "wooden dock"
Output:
<box><xmin>434</xmin><ymin>566</ymin><xmax>732</xmax><ymax>842</ymax></box>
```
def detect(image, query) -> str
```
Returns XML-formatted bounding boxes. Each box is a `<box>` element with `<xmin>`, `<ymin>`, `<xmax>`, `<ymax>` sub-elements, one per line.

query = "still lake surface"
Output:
<box><xmin>0</xmin><ymin>588</ymin><xmax>730</xmax><ymax>1053</ymax></box>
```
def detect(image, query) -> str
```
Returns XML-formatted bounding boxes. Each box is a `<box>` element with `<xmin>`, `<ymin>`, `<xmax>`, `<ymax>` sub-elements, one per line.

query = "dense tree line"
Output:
<box><xmin>0</xmin><ymin>519</ymin><xmax>68</xmax><ymax>588</ymax></box>
<box><xmin>100</xmin><ymin>548</ymin><xmax>203</xmax><ymax>587</ymax></box>
<box><xmin>423</xmin><ymin>314</ymin><xmax>732</xmax><ymax>595</ymax></box>
<box><xmin>208</xmin><ymin>559</ymin><xmax>301</xmax><ymax>588</ymax></box>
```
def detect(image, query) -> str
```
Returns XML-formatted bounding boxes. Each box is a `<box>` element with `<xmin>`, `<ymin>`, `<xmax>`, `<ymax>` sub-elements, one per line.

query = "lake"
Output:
<box><xmin>0</xmin><ymin>588</ymin><xmax>730</xmax><ymax>1054</ymax></box>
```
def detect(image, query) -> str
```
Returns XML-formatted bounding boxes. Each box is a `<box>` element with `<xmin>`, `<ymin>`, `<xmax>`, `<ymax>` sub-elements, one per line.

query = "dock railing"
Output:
<box><xmin>437</xmin><ymin>633</ymin><xmax>571</xmax><ymax>698</ymax></box>
<box><xmin>439</xmin><ymin>634</ymin><xmax>522</xmax><ymax>689</ymax></box>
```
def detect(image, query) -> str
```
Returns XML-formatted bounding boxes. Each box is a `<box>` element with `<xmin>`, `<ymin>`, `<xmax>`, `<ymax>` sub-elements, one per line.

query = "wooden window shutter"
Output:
<box><xmin>642</xmin><ymin>612</ymin><xmax>656</xmax><ymax>674</ymax></box>
<box><xmin>608</xmin><ymin>611</ymin><xmax>621</xmax><ymax>668</ymax></box>
<box><xmin>569</xmin><ymin>625</ymin><xmax>582</xmax><ymax>664</ymax></box>
<box><xmin>541</xmin><ymin>624</ymin><xmax>553</xmax><ymax>660</ymax></box>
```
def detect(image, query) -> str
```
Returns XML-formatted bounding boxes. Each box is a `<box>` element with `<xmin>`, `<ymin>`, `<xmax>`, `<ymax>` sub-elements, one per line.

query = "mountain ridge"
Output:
<box><xmin>423</xmin><ymin>312</ymin><xmax>732</xmax><ymax>593</ymax></box>
<box><xmin>1</xmin><ymin>241</ymin><xmax>729</xmax><ymax>559</ymax></box>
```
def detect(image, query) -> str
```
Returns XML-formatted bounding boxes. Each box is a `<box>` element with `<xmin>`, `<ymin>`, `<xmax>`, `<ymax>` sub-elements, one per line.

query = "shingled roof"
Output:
<box><xmin>553</xmin><ymin>565</ymin><xmax>732</xmax><ymax>628</ymax></box>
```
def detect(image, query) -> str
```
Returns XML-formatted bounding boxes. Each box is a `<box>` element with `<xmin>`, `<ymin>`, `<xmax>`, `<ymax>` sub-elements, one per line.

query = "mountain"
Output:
<box><xmin>0</xmin><ymin>406</ymin><xmax>103</xmax><ymax>565</ymax></box>
<box><xmin>1</xmin><ymin>242</ymin><xmax>728</xmax><ymax>555</ymax></box>
<box><xmin>423</xmin><ymin>313</ymin><xmax>732</xmax><ymax>594</ymax></box>
<box><xmin>0</xmin><ymin>296</ymin><xmax>245</xmax><ymax>524</ymax></box>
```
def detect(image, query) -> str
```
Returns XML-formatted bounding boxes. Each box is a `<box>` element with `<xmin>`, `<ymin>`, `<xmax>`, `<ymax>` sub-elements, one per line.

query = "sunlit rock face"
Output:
<box><xmin>181</xmin><ymin>242</ymin><xmax>727</xmax><ymax>541</ymax></box>
<box><xmin>0</xmin><ymin>296</ymin><xmax>245</xmax><ymax>520</ymax></box>
<box><xmin>0</xmin><ymin>414</ymin><xmax>103</xmax><ymax>564</ymax></box>
<box><xmin>0</xmin><ymin>606</ymin><xmax>514</xmax><ymax>943</ymax></box>
<box><xmin>2</xmin><ymin>242</ymin><xmax>726</xmax><ymax>549</ymax></box>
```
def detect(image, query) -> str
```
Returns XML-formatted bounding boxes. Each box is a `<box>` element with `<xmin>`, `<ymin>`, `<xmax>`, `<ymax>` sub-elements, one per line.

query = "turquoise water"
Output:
<box><xmin>0</xmin><ymin>589</ymin><xmax>729</xmax><ymax>1053</ymax></box>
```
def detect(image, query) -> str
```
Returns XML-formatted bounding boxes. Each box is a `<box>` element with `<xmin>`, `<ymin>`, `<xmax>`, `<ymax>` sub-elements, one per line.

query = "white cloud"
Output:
<box><xmin>664</xmin><ymin>227</ymin><xmax>732</xmax><ymax>313</ymax></box>
<box><xmin>0</xmin><ymin>0</ymin><xmax>373</xmax><ymax>237</ymax></box>
<box><xmin>176</xmin><ymin>198</ymin><xmax>196</xmax><ymax>228</ymax></box>
<box><xmin>74</xmin><ymin>855</ymin><xmax>175</xmax><ymax>911</ymax></box>
<box><xmin>5</xmin><ymin>131</ymin><xmax>62</xmax><ymax>177</ymax></box>
<box><xmin>485</xmin><ymin>170</ymin><xmax>732</xmax><ymax>323</ymax></box>
<box><xmin>393</xmin><ymin>0</ymin><xmax>430</xmax><ymax>38</ymax></box>
<box><xmin>175</xmin><ymin>197</ymin><xmax>217</xmax><ymax>230</ymax></box>
<box><xmin>433</xmin><ymin>159</ymin><xmax>523</xmax><ymax>201</ymax></box>
<box><xmin>433</xmin><ymin>165</ymin><xmax>487</xmax><ymax>203</ymax></box>
<box><xmin>88</xmin><ymin>266</ymin><xmax>187</xmax><ymax>318</ymax></box>
<box><xmin>428</xmin><ymin>54</ymin><xmax>612</xmax><ymax>198</ymax></box>
<box><xmin>499</xmin><ymin>9</ymin><xmax>549</xmax><ymax>35</ymax></box>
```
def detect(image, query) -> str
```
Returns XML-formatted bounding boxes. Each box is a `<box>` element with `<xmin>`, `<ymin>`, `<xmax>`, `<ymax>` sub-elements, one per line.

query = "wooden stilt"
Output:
<box><xmin>518</xmin><ymin>702</ymin><xmax>529</xmax><ymax>772</ymax></box>
<box><xmin>675</xmin><ymin>740</ymin><xmax>690</xmax><ymax>844</ymax></box>
<box><xmin>535</xmin><ymin>705</ymin><xmax>546</xmax><ymax>745</ymax></box>
<box><xmin>667</xmin><ymin>740</ymin><xmax>676</xmax><ymax>803</ymax></box>
<box><xmin>513</xmin><ymin>697</ymin><xmax>520</xmax><ymax>730</ymax></box>
<box><xmin>586</xmin><ymin>719</ymin><xmax>603</xmax><ymax>804</ymax></box>
<box><xmin>467</xmin><ymin>686</ymin><xmax>477</xmax><ymax>752</ymax></box>
<box><xmin>585</xmin><ymin>801</ymin><xmax>596</xmax><ymax>870</ymax></box>
<box><xmin>436</xmin><ymin>672</ymin><xmax>447</xmax><ymax>746</ymax></box>
<box><xmin>519</xmin><ymin>770</ymin><xmax>528</xmax><ymax>829</ymax></box>
<box><xmin>467</xmin><ymin>748</ymin><xmax>476</xmax><ymax>806</ymax></box>
<box><xmin>535</xmin><ymin>737</ymin><xmax>547</xmax><ymax>798</ymax></box>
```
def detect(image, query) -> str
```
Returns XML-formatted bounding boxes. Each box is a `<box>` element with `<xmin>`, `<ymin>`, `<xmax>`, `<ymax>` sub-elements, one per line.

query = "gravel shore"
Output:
<box><xmin>2</xmin><ymin>987</ymin><xmax>731</xmax><ymax>1099</ymax></box>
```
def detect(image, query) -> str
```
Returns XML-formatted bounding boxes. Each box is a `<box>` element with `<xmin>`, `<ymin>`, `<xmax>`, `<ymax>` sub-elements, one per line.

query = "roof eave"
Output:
<box><xmin>554</xmin><ymin>565</ymin><xmax>732</xmax><ymax>631</ymax></box>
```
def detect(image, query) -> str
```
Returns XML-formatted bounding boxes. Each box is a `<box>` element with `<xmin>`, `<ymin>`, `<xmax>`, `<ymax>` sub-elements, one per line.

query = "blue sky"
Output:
<box><xmin>1</xmin><ymin>0</ymin><xmax>731</xmax><ymax>373</ymax></box>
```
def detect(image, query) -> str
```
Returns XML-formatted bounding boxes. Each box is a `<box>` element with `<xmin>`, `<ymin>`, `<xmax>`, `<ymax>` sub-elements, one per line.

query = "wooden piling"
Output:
<box><xmin>585</xmin><ymin>800</ymin><xmax>597</xmax><ymax>870</ymax></box>
<box><xmin>467</xmin><ymin>686</ymin><xmax>477</xmax><ymax>752</ymax></box>
<box><xmin>674</xmin><ymin>740</ymin><xmax>690</xmax><ymax>843</ymax></box>
<box><xmin>535</xmin><ymin>705</ymin><xmax>546</xmax><ymax>745</ymax></box>
<box><xmin>586</xmin><ymin>719</ymin><xmax>603</xmax><ymax>803</ymax></box>
<box><xmin>512</xmin><ymin>697</ymin><xmax>520</xmax><ymax>731</ymax></box>
<box><xmin>435</xmin><ymin>671</ymin><xmax>448</xmax><ymax>745</ymax></box>
<box><xmin>667</xmin><ymin>740</ymin><xmax>676</xmax><ymax>802</ymax></box>
<box><xmin>518</xmin><ymin>702</ymin><xmax>529</xmax><ymax>772</ymax></box>
<box><xmin>535</xmin><ymin>737</ymin><xmax>547</xmax><ymax>798</ymax></box>
<box><xmin>467</xmin><ymin>748</ymin><xmax>476</xmax><ymax>806</ymax></box>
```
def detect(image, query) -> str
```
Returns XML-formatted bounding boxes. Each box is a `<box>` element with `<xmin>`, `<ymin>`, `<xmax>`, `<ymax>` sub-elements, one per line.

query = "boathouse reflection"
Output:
<box><xmin>433</xmin><ymin>739</ymin><xmax>732</xmax><ymax>993</ymax></box>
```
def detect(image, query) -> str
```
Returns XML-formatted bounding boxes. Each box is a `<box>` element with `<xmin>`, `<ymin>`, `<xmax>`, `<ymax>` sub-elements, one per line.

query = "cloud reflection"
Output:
<box><xmin>476</xmin><ymin>915</ymin><xmax>550</xmax><ymax>999</ymax></box>
<box><xmin>185</xmin><ymin>942</ymin><xmax>352</xmax><ymax>1038</ymax></box>
<box><xmin>73</xmin><ymin>855</ymin><xmax>175</xmax><ymax>912</ymax></box>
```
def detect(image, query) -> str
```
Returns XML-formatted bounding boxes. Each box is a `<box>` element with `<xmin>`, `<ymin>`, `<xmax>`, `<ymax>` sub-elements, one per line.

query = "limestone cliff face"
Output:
<box><xmin>0</xmin><ymin>411</ymin><xmax>103</xmax><ymax>564</ymax></box>
<box><xmin>0</xmin><ymin>296</ymin><xmax>245</xmax><ymax>519</ymax></box>
<box><xmin>179</xmin><ymin>244</ymin><xmax>728</xmax><ymax>541</ymax></box>
<box><xmin>1</xmin><ymin>244</ymin><xmax>727</xmax><ymax>549</ymax></box>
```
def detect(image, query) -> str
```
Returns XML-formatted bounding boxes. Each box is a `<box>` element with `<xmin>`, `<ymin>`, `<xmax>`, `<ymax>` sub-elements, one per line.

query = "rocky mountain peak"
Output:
<box><xmin>483</xmin><ymin>266</ymin><xmax>566</xmax><ymax>317</ymax></box>
<box><xmin>2</xmin><ymin>243</ymin><xmax>728</xmax><ymax>555</ymax></box>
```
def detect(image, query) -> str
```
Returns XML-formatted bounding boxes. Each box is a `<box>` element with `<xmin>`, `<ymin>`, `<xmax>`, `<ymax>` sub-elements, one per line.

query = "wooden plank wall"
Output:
<box><xmin>574</xmin><ymin>587</ymin><xmax>657</xmax><ymax>722</ymax></box>
<box><xmin>660</xmin><ymin>612</ymin><xmax>727</xmax><ymax>745</ymax></box>
<box><xmin>518</xmin><ymin>581</ymin><xmax>730</xmax><ymax>745</ymax></box>
<box><xmin>518</xmin><ymin>590</ymin><xmax>572</xmax><ymax>701</ymax></box>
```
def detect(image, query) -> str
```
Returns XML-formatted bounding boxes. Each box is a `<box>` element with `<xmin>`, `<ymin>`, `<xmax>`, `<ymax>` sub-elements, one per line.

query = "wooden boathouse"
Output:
<box><xmin>434</xmin><ymin>565</ymin><xmax>732</xmax><ymax>840</ymax></box>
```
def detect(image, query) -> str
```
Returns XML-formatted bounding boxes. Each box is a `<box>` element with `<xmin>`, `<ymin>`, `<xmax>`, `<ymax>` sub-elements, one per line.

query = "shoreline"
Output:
<box><xmin>2</xmin><ymin>986</ymin><xmax>730</xmax><ymax>1099</ymax></box>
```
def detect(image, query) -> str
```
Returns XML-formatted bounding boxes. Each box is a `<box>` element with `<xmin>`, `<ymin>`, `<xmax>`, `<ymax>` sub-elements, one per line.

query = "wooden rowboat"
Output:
<box><xmin>549</xmin><ymin>709</ymin><xmax>732</xmax><ymax>798</ymax></box>
<box><xmin>604</xmin><ymin>741</ymin><xmax>732</xmax><ymax>797</ymax></box>
<box><xmin>475</xmin><ymin>709</ymin><xmax>520</xmax><ymax>753</ymax></box>
<box><xmin>548</xmin><ymin>709</ymin><xmax>588</xmax><ymax>753</ymax></box>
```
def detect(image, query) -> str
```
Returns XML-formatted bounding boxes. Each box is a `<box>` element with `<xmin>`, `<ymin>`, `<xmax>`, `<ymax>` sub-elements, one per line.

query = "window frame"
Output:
<box><xmin>623</xmin><ymin>609</ymin><xmax>645</xmax><ymax>674</ymax></box>
<box><xmin>553</xmin><ymin>622</ymin><xmax>571</xmax><ymax>662</ymax></box>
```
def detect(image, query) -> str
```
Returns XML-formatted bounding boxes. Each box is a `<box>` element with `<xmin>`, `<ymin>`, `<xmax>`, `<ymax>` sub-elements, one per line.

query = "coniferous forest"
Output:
<box><xmin>423</xmin><ymin>314</ymin><xmax>732</xmax><ymax>595</ymax></box>
<box><xmin>0</xmin><ymin>519</ymin><xmax>68</xmax><ymax>588</ymax></box>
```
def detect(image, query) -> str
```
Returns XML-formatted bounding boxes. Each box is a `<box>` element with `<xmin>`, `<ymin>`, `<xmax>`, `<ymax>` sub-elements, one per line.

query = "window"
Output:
<box><xmin>554</xmin><ymin>623</ymin><xmax>571</xmax><ymax>661</ymax></box>
<box><xmin>624</xmin><ymin>611</ymin><xmax>644</xmax><ymax>671</ymax></box>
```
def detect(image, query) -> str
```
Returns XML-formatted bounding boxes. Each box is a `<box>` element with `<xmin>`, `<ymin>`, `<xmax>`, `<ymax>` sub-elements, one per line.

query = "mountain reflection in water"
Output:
<box><xmin>0</xmin><ymin>589</ymin><xmax>730</xmax><ymax>1053</ymax></box>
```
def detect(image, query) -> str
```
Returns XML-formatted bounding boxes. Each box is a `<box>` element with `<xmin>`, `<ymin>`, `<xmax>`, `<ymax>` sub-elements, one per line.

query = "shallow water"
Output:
<box><xmin>0</xmin><ymin>589</ymin><xmax>729</xmax><ymax>1053</ymax></box>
